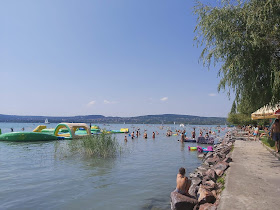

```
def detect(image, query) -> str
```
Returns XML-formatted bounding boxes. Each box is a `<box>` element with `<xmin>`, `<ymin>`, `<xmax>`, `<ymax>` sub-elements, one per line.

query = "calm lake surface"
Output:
<box><xmin>0</xmin><ymin>123</ymin><xmax>228</xmax><ymax>210</ymax></box>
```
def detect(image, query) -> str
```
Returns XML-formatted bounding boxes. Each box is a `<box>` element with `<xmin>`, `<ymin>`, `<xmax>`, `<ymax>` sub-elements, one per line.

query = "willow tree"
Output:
<box><xmin>194</xmin><ymin>0</ymin><xmax>280</xmax><ymax>115</ymax></box>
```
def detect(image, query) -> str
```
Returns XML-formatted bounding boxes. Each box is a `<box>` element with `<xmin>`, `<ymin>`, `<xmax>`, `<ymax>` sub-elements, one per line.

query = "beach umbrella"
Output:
<box><xmin>251</xmin><ymin>103</ymin><xmax>280</xmax><ymax>120</ymax></box>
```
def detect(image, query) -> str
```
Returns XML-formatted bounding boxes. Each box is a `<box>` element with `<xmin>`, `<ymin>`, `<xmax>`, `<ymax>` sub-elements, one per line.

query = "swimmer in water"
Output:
<box><xmin>144</xmin><ymin>132</ymin><xmax>147</xmax><ymax>139</ymax></box>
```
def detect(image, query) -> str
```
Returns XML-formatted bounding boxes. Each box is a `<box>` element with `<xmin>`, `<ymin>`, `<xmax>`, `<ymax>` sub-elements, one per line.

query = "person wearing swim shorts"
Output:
<box><xmin>253</xmin><ymin>125</ymin><xmax>259</xmax><ymax>141</ymax></box>
<box><xmin>131</xmin><ymin>131</ymin><xmax>135</xmax><ymax>139</ymax></box>
<box><xmin>175</xmin><ymin>167</ymin><xmax>191</xmax><ymax>196</ymax></box>
<box><xmin>271</xmin><ymin>119</ymin><xmax>280</xmax><ymax>153</ymax></box>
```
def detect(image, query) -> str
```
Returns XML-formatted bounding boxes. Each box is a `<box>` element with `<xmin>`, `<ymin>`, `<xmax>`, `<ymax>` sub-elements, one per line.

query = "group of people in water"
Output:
<box><xmin>9</xmin><ymin>127</ymin><xmax>24</xmax><ymax>132</ymax></box>
<box><xmin>124</xmin><ymin>129</ymin><xmax>160</xmax><ymax>142</ymax></box>
<box><xmin>167</xmin><ymin>127</ymin><xmax>220</xmax><ymax>142</ymax></box>
<box><xmin>124</xmin><ymin>126</ymin><xmax>222</xmax><ymax>143</ymax></box>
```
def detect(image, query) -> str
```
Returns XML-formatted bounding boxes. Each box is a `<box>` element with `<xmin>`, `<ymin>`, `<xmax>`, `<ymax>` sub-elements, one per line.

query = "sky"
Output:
<box><xmin>0</xmin><ymin>0</ymin><xmax>232</xmax><ymax>118</ymax></box>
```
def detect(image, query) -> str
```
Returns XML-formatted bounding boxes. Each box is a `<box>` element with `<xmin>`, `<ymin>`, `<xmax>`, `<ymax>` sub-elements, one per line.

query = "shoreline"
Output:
<box><xmin>171</xmin><ymin>130</ymin><xmax>235</xmax><ymax>209</ymax></box>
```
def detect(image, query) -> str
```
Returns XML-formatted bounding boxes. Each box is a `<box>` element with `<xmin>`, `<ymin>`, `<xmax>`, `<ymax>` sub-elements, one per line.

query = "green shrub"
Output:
<box><xmin>55</xmin><ymin>132</ymin><xmax>120</xmax><ymax>159</ymax></box>
<box><xmin>260</xmin><ymin>136</ymin><xmax>275</xmax><ymax>149</ymax></box>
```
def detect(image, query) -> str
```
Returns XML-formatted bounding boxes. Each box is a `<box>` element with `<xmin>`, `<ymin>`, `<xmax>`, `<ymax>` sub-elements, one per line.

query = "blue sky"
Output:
<box><xmin>0</xmin><ymin>0</ymin><xmax>232</xmax><ymax>117</ymax></box>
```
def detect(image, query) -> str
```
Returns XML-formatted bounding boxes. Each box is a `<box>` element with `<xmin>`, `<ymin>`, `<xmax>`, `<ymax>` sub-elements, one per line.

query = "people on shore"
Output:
<box><xmin>175</xmin><ymin>167</ymin><xmax>191</xmax><ymax>196</ymax></box>
<box><xmin>271</xmin><ymin>119</ymin><xmax>280</xmax><ymax>153</ymax></box>
<box><xmin>260</xmin><ymin>126</ymin><xmax>269</xmax><ymax>138</ymax></box>
<box><xmin>253</xmin><ymin>125</ymin><xmax>259</xmax><ymax>141</ymax></box>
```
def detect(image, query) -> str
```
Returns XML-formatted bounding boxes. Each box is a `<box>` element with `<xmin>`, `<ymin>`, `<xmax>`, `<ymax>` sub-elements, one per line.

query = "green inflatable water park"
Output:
<box><xmin>0</xmin><ymin>132</ymin><xmax>58</xmax><ymax>142</ymax></box>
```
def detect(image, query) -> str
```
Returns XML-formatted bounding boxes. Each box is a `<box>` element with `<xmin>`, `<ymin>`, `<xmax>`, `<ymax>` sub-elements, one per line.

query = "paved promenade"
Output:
<box><xmin>218</xmin><ymin>140</ymin><xmax>280</xmax><ymax>210</ymax></box>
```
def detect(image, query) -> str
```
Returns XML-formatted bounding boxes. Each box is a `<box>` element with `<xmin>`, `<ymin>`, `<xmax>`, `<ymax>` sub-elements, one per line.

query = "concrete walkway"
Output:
<box><xmin>218</xmin><ymin>140</ymin><xmax>280</xmax><ymax>210</ymax></box>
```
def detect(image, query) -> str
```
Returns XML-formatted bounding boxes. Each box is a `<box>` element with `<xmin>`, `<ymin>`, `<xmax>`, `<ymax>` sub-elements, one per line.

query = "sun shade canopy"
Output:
<box><xmin>251</xmin><ymin>103</ymin><xmax>280</xmax><ymax>120</ymax></box>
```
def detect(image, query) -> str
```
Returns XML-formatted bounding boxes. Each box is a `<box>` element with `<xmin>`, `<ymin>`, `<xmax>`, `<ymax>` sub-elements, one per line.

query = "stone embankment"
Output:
<box><xmin>171</xmin><ymin>132</ymin><xmax>234</xmax><ymax>210</ymax></box>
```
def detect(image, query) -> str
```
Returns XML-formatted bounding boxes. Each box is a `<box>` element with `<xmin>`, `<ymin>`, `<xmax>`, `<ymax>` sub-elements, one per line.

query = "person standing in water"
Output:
<box><xmin>191</xmin><ymin>128</ymin><xmax>196</xmax><ymax>139</ymax></box>
<box><xmin>124</xmin><ymin>136</ymin><xmax>127</xmax><ymax>142</ymax></box>
<box><xmin>180</xmin><ymin>132</ymin><xmax>185</xmax><ymax>142</ymax></box>
<box><xmin>131</xmin><ymin>131</ymin><xmax>135</xmax><ymax>139</ymax></box>
<box><xmin>144</xmin><ymin>132</ymin><xmax>147</xmax><ymax>139</ymax></box>
<box><xmin>152</xmin><ymin>132</ymin><xmax>155</xmax><ymax>138</ymax></box>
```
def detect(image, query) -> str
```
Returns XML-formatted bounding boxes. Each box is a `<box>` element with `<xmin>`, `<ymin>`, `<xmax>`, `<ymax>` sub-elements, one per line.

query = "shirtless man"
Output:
<box><xmin>271</xmin><ymin>119</ymin><xmax>280</xmax><ymax>153</ymax></box>
<box><xmin>131</xmin><ymin>131</ymin><xmax>135</xmax><ymax>139</ymax></box>
<box><xmin>152</xmin><ymin>132</ymin><xmax>155</xmax><ymax>138</ymax></box>
<box><xmin>180</xmin><ymin>132</ymin><xmax>185</xmax><ymax>142</ymax></box>
<box><xmin>175</xmin><ymin>167</ymin><xmax>191</xmax><ymax>196</ymax></box>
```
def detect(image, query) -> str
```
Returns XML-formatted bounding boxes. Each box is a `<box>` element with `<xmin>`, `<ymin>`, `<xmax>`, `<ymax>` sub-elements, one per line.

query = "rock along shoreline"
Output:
<box><xmin>171</xmin><ymin>131</ymin><xmax>235</xmax><ymax>210</ymax></box>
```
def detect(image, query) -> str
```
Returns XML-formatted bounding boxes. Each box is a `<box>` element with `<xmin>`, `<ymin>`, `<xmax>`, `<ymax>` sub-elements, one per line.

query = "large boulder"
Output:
<box><xmin>223</xmin><ymin>156</ymin><xmax>233</xmax><ymax>163</ymax></box>
<box><xmin>196</xmin><ymin>167</ymin><xmax>208</xmax><ymax>176</ymax></box>
<box><xmin>213</xmin><ymin>161</ymin><xmax>229</xmax><ymax>177</ymax></box>
<box><xmin>170</xmin><ymin>191</ymin><xmax>198</xmax><ymax>210</ymax></box>
<box><xmin>199</xmin><ymin>203</ymin><xmax>217</xmax><ymax>210</ymax></box>
<box><xmin>220</xmin><ymin>146</ymin><xmax>231</xmax><ymax>155</ymax></box>
<box><xmin>197</xmin><ymin>185</ymin><xmax>216</xmax><ymax>204</ymax></box>
<box><xmin>188</xmin><ymin>177</ymin><xmax>202</xmax><ymax>197</ymax></box>
<box><xmin>202</xmin><ymin>180</ymin><xmax>217</xmax><ymax>191</ymax></box>
<box><xmin>204</xmin><ymin>156</ymin><xmax>220</xmax><ymax>166</ymax></box>
<box><xmin>199</xmin><ymin>164</ymin><xmax>211</xmax><ymax>170</ymax></box>
<box><xmin>191</xmin><ymin>177</ymin><xmax>202</xmax><ymax>186</ymax></box>
<box><xmin>216</xmin><ymin>152</ymin><xmax>226</xmax><ymax>160</ymax></box>
<box><xmin>204</xmin><ymin>151</ymin><xmax>214</xmax><ymax>160</ymax></box>
<box><xmin>205</xmin><ymin>169</ymin><xmax>218</xmax><ymax>182</ymax></box>
<box><xmin>188</xmin><ymin>183</ymin><xmax>199</xmax><ymax>198</ymax></box>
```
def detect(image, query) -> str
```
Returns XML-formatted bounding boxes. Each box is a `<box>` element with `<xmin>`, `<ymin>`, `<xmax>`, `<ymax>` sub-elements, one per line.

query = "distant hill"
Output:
<box><xmin>0</xmin><ymin>114</ymin><xmax>227</xmax><ymax>125</ymax></box>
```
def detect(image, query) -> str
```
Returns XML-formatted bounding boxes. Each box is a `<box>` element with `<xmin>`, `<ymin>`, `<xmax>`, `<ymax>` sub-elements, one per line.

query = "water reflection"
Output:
<box><xmin>0</xmin><ymin>123</ymin><xmax>230</xmax><ymax>210</ymax></box>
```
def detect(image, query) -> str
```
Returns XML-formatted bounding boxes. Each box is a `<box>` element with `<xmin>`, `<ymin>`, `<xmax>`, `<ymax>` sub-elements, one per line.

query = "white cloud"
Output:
<box><xmin>160</xmin><ymin>97</ymin><xmax>168</xmax><ymax>101</ymax></box>
<box><xmin>87</xmin><ymin>101</ymin><xmax>96</xmax><ymax>107</ymax></box>
<box><xmin>104</xmin><ymin>100</ymin><xmax>118</xmax><ymax>104</ymax></box>
<box><xmin>208</xmin><ymin>93</ymin><xmax>217</xmax><ymax>97</ymax></box>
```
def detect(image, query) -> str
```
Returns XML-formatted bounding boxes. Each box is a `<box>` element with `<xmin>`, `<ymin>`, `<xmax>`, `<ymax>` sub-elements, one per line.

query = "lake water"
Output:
<box><xmin>0</xmin><ymin>123</ymin><xmax>228</xmax><ymax>210</ymax></box>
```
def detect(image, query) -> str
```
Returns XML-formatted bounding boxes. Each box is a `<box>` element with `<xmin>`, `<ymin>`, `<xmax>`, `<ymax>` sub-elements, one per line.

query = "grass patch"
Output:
<box><xmin>217</xmin><ymin>174</ymin><xmax>226</xmax><ymax>185</ymax></box>
<box><xmin>55</xmin><ymin>132</ymin><xmax>121</xmax><ymax>159</ymax></box>
<box><xmin>217</xmin><ymin>173</ymin><xmax>226</xmax><ymax>191</ymax></box>
<box><xmin>260</xmin><ymin>136</ymin><xmax>275</xmax><ymax>149</ymax></box>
